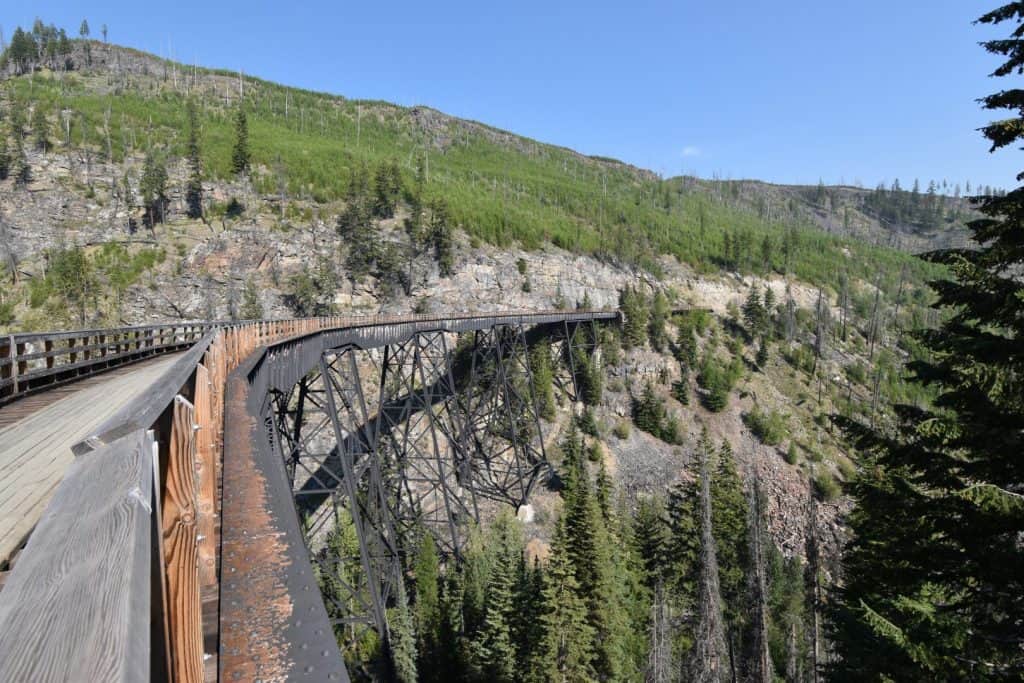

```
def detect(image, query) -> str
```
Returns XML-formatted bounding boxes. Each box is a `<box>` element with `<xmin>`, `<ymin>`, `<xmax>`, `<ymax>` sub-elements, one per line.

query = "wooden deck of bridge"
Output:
<box><xmin>0</xmin><ymin>354</ymin><xmax>181</xmax><ymax>568</ymax></box>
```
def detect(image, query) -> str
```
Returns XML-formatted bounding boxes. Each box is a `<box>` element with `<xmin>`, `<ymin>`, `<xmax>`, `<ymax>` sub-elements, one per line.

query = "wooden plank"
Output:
<box><xmin>0</xmin><ymin>355</ymin><xmax>182</xmax><ymax>565</ymax></box>
<box><xmin>161</xmin><ymin>395</ymin><xmax>204</xmax><ymax>683</ymax></box>
<box><xmin>194</xmin><ymin>364</ymin><xmax>216</xmax><ymax>588</ymax></box>
<box><xmin>0</xmin><ymin>429</ymin><xmax>152</xmax><ymax>682</ymax></box>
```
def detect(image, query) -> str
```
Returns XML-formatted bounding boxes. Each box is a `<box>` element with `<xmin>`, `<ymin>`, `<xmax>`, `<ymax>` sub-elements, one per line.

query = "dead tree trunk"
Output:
<box><xmin>646</xmin><ymin>582</ymin><xmax>673</xmax><ymax>683</ymax></box>
<box><xmin>688</xmin><ymin>449</ymin><xmax>729</xmax><ymax>683</ymax></box>
<box><xmin>746</xmin><ymin>473</ymin><xmax>773</xmax><ymax>683</ymax></box>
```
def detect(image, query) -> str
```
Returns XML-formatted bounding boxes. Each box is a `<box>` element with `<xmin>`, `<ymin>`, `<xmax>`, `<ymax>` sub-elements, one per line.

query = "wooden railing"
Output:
<box><xmin>0</xmin><ymin>323</ymin><xmax>216</xmax><ymax>406</ymax></box>
<box><xmin>0</xmin><ymin>316</ymin><xmax>352</xmax><ymax>682</ymax></box>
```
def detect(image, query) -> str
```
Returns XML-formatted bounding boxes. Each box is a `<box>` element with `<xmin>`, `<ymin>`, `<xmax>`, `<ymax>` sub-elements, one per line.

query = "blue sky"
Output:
<box><xmin>4</xmin><ymin>1</ymin><xmax>1017</xmax><ymax>189</ymax></box>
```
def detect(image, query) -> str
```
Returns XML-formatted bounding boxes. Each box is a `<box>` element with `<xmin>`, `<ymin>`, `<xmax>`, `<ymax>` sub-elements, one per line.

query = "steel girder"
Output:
<box><xmin>264</xmin><ymin>319</ymin><xmax>603</xmax><ymax>657</ymax></box>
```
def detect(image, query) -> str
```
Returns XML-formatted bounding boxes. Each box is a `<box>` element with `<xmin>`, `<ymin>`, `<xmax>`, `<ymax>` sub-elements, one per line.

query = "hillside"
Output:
<box><xmin>0</xmin><ymin>37</ymin><xmax>964</xmax><ymax>326</ymax></box>
<box><xmin>0</xmin><ymin>29</ymin><xmax>970</xmax><ymax>680</ymax></box>
<box><xmin>0</xmin><ymin>27</ymin><xmax>949</xmax><ymax>554</ymax></box>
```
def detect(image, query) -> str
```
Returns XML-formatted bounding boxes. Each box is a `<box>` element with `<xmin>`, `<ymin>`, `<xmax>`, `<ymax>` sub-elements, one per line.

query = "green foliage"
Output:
<box><xmin>744</xmin><ymin>406</ymin><xmax>789</xmax><ymax>446</ymax></box>
<box><xmin>619</xmin><ymin>287</ymin><xmax>649</xmax><ymax>348</ymax></box>
<box><xmin>429</xmin><ymin>199</ymin><xmax>455</xmax><ymax>277</ymax></box>
<box><xmin>239</xmin><ymin>278</ymin><xmax>263</xmax><ymax>319</ymax></box>
<box><xmin>755</xmin><ymin>336</ymin><xmax>769</xmax><ymax>367</ymax></box>
<box><xmin>390</xmin><ymin>581</ymin><xmax>419</xmax><ymax>683</ymax></box>
<box><xmin>539</xmin><ymin>520</ymin><xmax>596</xmax><ymax>682</ymax></box>
<box><xmin>675</xmin><ymin>318</ymin><xmax>698</xmax><ymax>367</ymax></box>
<box><xmin>31</xmin><ymin>103</ymin><xmax>50</xmax><ymax>152</ymax></box>
<box><xmin>631</xmin><ymin>380</ymin><xmax>682</xmax><ymax>443</ymax></box>
<box><xmin>286</xmin><ymin>257</ymin><xmax>336</xmax><ymax>316</ymax></box>
<box><xmin>0</xmin><ymin>299</ymin><xmax>14</xmax><ymax>326</ymax></box>
<box><xmin>710</xmin><ymin>440</ymin><xmax>751</xmax><ymax>639</ymax></box>
<box><xmin>185</xmin><ymin>99</ymin><xmax>203</xmax><ymax>219</ymax></box>
<box><xmin>742</xmin><ymin>286</ymin><xmax>768</xmax><ymax>339</ymax></box>
<box><xmin>0</xmin><ymin>135</ymin><xmax>9</xmax><ymax>181</ymax></box>
<box><xmin>697</xmin><ymin>351</ymin><xmax>743</xmax><ymax>412</ymax></box>
<box><xmin>230</xmin><ymin>106</ymin><xmax>249</xmax><ymax>175</ymax></box>
<box><xmin>569</xmin><ymin>329</ymin><xmax>603</xmax><ymax>406</ymax></box>
<box><xmin>577</xmin><ymin>406</ymin><xmax>599</xmax><ymax>437</ymax></box>
<box><xmin>649</xmin><ymin>290</ymin><xmax>670</xmax><ymax>351</ymax></box>
<box><xmin>784</xmin><ymin>441</ymin><xmax>799</xmax><ymax>465</ymax></box>
<box><xmin>830</xmin><ymin>8</ymin><xmax>1024</xmax><ymax>679</ymax></box>
<box><xmin>372</xmin><ymin>161</ymin><xmax>402</xmax><ymax>218</ymax></box>
<box><xmin>140</xmin><ymin>149</ymin><xmax>168</xmax><ymax>227</ymax></box>
<box><xmin>813</xmin><ymin>470</ymin><xmax>840</xmax><ymax>502</ymax></box>
<box><xmin>529</xmin><ymin>344</ymin><xmax>556</xmax><ymax>421</ymax></box>
<box><xmin>671</xmin><ymin>364</ymin><xmax>690</xmax><ymax>405</ymax></box>
<box><xmin>612</xmin><ymin>420</ymin><xmax>631</xmax><ymax>440</ymax></box>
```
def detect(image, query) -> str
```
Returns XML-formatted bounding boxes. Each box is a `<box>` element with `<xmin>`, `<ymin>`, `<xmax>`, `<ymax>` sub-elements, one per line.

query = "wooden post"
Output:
<box><xmin>0</xmin><ymin>336</ymin><xmax>13</xmax><ymax>398</ymax></box>
<box><xmin>44</xmin><ymin>340</ymin><xmax>54</xmax><ymax>369</ymax></box>
<box><xmin>194</xmin><ymin>365</ymin><xmax>216</xmax><ymax>588</ymax></box>
<box><xmin>161</xmin><ymin>396</ymin><xmax>203</xmax><ymax>683</ymax></box>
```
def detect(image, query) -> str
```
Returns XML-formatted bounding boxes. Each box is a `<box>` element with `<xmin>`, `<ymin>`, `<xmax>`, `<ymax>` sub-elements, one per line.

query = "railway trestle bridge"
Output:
<box><xmin>0</xmin><ymin>309</ymin><xmax>617</xmax><ymax>682</ymax></box>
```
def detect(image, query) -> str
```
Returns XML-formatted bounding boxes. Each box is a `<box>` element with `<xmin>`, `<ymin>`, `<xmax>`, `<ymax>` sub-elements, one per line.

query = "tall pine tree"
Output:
<box><xmin>185</xmin><ymin>99</ymin><xmax>203</xmax><ymax>219</ymax></box>
<box><xmin>830</xmin><ymin>4</ymin><xmax>1024</xmax><ymax>678</ymax></box>
<box><xmin>231</xmin><ymin>106</ymin><xmax>249</xmax><ymax>175</ymax></box>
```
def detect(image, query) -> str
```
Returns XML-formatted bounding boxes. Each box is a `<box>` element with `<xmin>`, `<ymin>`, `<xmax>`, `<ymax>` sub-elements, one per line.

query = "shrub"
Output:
<box><xmin>632</xmin><ymin>380</ymin><xmax>682</xmax><ymax>443</ymax></box>
<box><xmin>613</xmin><ymin>420</ymin><xmax>631</xmax><ymax>440</ymax></box>
<box><xmin>578</xmin><ymin>406</ymin><xmax>599</xmax><ymax>437</ymax></box>
<box><xmin>813</xmin><ymin>471</ymin><xmax>841</xmax><ymax>501</ymax></box>
<box><xmin>784</xmin><ymin>441</ymin><xmax>799</xmax><ymax>465</ymax></box>
<box><xmin>744</xmin><ymin>406</ymin><xmax>789</xmax><ymax>446</ymax></box>
<box><xmin>671</xmin><ymin>377</ymin><xmax>689</xmax><ymax>405</ymax></box>
<box><xmin>698</xmin><ymin>353</ymin><xmax>743</xmax><ymax>412</ymax></box>
<box><xmin>587</xmin><ymin>441</ymin><xmax>603</xmax><ymax>463</ymax></box>
<box><xmin>845</xmin><ymin>361</ymin><xmax>867</xmax><ymax>385</ymax></box>
<box><xmin>836</xmin><ymin>456</ymin><xmax>857</xmax><ymax>481</ymax></box>
<box><xmin>0</xmin><ymin>300</ymin><xmax>15</xmax><ymax>326</ymax></box>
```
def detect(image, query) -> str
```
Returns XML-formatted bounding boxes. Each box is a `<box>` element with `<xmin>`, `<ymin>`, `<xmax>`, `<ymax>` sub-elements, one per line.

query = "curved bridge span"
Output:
<box><xmin>0</xmin><ymin>310</ymin><xmax>618</xmax><ymax>682</ymax></box>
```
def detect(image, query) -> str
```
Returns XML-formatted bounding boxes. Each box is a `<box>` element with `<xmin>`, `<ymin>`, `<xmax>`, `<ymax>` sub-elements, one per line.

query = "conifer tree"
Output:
<box><xmin>428</xmin><ymin>199</ymin><xmax>454</xmax><ymax>277</ymax></box>
<box><xmin>742</xmin><ymin>287</ymin><xmax>766</xmax><ymax>339</ymax></box>
<box><xmin>633</xmin><ymin>495</ymin><xmax>672</xmax><ymax>591</ymax></box>
<box><xmin>539</xmin><ymin>520</ymin><xmax>596</xmax><ymax>682</ymax></box>
<box><xmin>711</xmin><ymin>439</ymin><xmax>750</xmax><ymax>670</ymax></box>
<box><xmin>0</xmin><ymin>135</ymin><xmax>9</xmax><ymax>181</ymax></box>
<box><xmin>185</xmin><ymin>99</ymin><xmax>203</xmax><ymax>219</ymax></box>
<box><xmin>756</xmin><ymin>336</ymin><xmax>769</xmax><ymax>368</ymax></box>
<box><xmin>230</xmin><ymin>106</ymin><xmax>249</xmax><ymax>175</ymax></box>
<box><xmin>529</xmin><ymin>343</ymin><xmax>556</xmax><ymax>420</ymax></box>
<box><xmin>830</xmin><ymin>5</ymin><xmax>1024</xmax><ymax>678</ymax></box>
<box><xmin>437</xmin><ymin>569</ymin><xmax>468</xmax><ymax>676</ymax></box>
<box><xmin>413</xmin><ymin>534</ymin><xmax>441</xmax><ymax>677</ymax></box>
<box><xmin>512</xmin><ymin>557</ymin><xmax>546</xmax><ymax>682</ymax></box>
<box><xmin>666</xmin><ymin>474</ymin><xmax>701</xmax><ymax>601</ymax></box>
<box><xmin>473</xmin><ymin>545</ymin><xmax>516</xmax><ymax>681</ymax></box>
<box><xmin>31</xmin><ymin>104</ymin><xmax>49</xmax><ymax>152</ymax></box>
<box><xmin>675</xmin><ymin>318</ymin><xmax>698</xmax><ymax>367</ymax></box>
<box><xmin>140</xmin><ymin>150</ymin><xmax>167</xmax><ymax>228</ymax></box>
<box><xmin>672</xmin><ymin>362</ymin><xmax>691</xmax><ymax>405</ymax></box>
<box><xmin>763</xmin><ymin>285</ymin><xmax>777</xmax><ymax>337</ymax></box>
<box><xmin>390</xmin><ymin>580</ymin><xmax>419</xmax><ymax>683</ymax></box>
<box><xmin>372</xmin><ymin>161</ymin><xmax>402</xmax><ymax>218</ymax></box>
<box><xmin>619</xmin><ymin>286</ymin><xmax>649</xmax><ymax>348</ymax></box>
<box><xmin>649</xmin><ymin>290</ymin><xmax>670</xmax><ymax>351</ymax></box>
